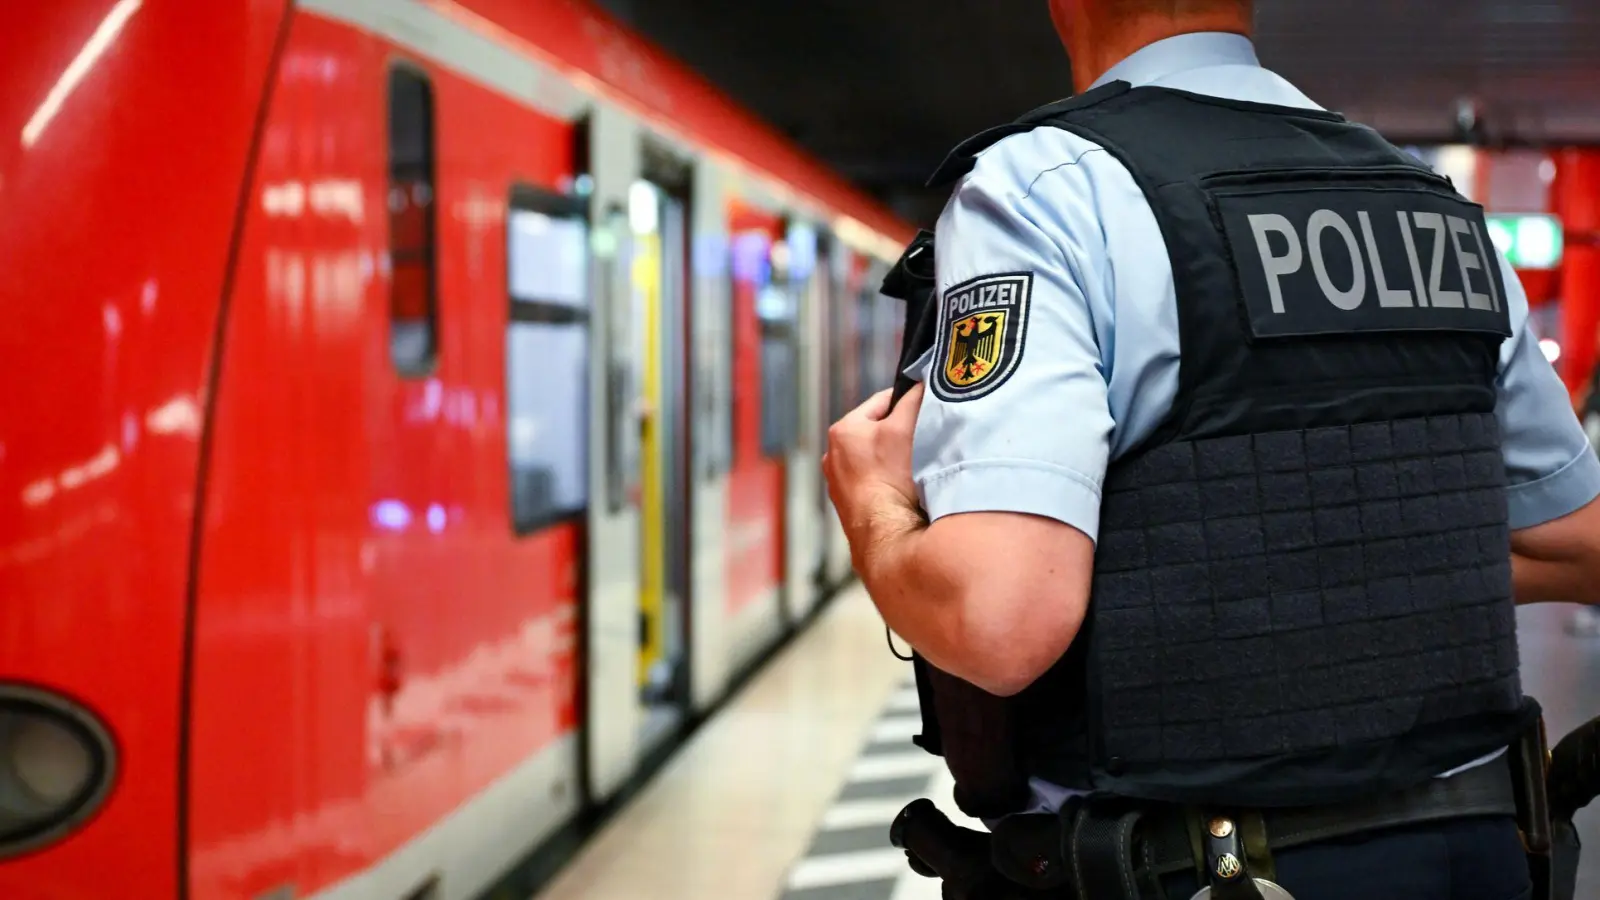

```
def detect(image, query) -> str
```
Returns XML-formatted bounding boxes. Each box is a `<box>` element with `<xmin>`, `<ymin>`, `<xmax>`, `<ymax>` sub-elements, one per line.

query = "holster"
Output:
<box><xmin>923</xmin><ymin>667</ymin><xmax>1034</xmax><ymax>818</ymax></box>
<box><xmin>892</xmin><ymin>794</ymin><xmax>1155</xmax><ymax>900</ymax></box>
<box><xmin>1544</xmin><ymin>710</ymin><xmax>1600</xmax><ymax>900</ymax></box>
<box><xmin>892</xmin><ymin>798</ymin><xmax>1076</xmax><ymax>900</ymax></box>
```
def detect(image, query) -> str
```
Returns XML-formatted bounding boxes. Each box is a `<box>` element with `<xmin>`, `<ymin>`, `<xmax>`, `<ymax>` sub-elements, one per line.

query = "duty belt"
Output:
<box><xmin>892</xmin><ymin>755</ymin><xmax>1517</xmax><ymax>900</ymax></box>
<box><xmin>1129</xmin><ymin>755</ymin><xmax>1515</xmax><ymax>880</ymax></box>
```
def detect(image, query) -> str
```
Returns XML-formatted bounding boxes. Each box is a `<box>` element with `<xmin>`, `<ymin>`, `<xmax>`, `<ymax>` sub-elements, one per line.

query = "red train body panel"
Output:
<box><xmin>187</xmin><ymin>15</ymin><xmax>583</xmax><ymax>896</ymax></box>
<box><xmin>0</xmin><ymin>1</ymin><xmax>910</xmax><ymax>897</ymax></box>
<box><xmin>0</xmin><ymin>3</ymin><xmax>290</xmax><ymax>896</ymax></box>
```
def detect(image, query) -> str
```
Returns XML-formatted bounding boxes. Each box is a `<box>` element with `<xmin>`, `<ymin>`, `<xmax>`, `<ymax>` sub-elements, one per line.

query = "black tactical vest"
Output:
<box><xmin>895</xmin><ymin>81</ymin><xmax>1538</xmax><ymax>813</ymax></box>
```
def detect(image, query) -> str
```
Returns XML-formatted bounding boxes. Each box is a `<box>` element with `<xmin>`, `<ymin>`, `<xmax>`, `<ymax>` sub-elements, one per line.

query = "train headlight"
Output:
<box><xmin>0</xmin><ymin>687</ymin><xmax>116</xmax><ymax>857</ymax></box>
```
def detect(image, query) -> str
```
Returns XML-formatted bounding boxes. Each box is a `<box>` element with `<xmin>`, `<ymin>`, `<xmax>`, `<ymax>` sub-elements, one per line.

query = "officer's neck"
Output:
<box><xmin>1069</xmin><ymin>14</ymin><xmax>1253</xmax><ymax>93</ymax></box>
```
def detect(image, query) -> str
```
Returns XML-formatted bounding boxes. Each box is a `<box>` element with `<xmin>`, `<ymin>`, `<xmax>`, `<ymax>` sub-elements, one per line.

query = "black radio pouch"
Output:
<box><xmin>879</xmin><ymin>230</ymin><xmax>1033</xmax><ymax>820</ymax></box>
<box><xmin>883</xmin><ymin>229</ymin><xmax>939</xmax><ymax>410</ymax></box>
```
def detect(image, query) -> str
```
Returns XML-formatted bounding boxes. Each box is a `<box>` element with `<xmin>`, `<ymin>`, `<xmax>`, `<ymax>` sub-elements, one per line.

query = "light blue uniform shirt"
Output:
<box><xmin>909</xmin><ymin>32</ymin><xmax>1600</xmax><ymax>814</ymax></box>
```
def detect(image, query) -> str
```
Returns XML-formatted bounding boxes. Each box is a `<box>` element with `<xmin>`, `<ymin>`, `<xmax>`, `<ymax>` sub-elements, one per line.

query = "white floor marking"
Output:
<box><xmin>849</xmin><ymin>752</ymin><xmax>941</xmax><ymax>782</ymax></box>
<box><xmin>820</xmin><ymin>797</ymin><xmax>919</xmax><ymax>830</ymax></box>
<box><xmin>869</xmin><ymin>716</ymin><xmax>923</xmax><ymax>743</ymax></box>
<box><xmin>885</xmin><ymin>687</ymin><xmax>922</xmax><ymax>713</ymax></box>
<box><xmin>786</xmin><ymin>849</ymin><xmax>909</xmax><ymax>890</ymax></box>
<box><xmin>889</xmin><ymin>868</ymin><xmax>945</xmax><ymax>900</ymax></box>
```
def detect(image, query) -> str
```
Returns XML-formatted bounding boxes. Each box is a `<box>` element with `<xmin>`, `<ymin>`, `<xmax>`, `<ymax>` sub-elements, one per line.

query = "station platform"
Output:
<box><xmin>533</xmin><ymin>590</ymin><xmax>1600</xmax><ymax>900</ymax></box>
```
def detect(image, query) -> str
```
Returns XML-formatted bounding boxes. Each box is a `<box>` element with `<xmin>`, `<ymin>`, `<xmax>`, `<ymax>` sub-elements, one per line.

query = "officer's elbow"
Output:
<box><xmin>954</xmin><ymin>585</ymin><xmax>1088</xmax><ymax>697</ymax></box>
<box><xmin>963</xmin><ymin>656</ymin><xmax>1061</xmax><ymax>700</ymax></box>
<box><xmin>1510</xmin><ymin>495</ymin><xmax>1600</xmax><ymax>605</ymax></box>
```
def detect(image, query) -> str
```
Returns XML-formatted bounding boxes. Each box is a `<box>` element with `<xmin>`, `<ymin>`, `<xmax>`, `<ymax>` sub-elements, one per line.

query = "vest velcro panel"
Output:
<box><xmin>1090</xmin><ymin>412</ymin><xmax>1521</xmax><ymax>767</ymax></box>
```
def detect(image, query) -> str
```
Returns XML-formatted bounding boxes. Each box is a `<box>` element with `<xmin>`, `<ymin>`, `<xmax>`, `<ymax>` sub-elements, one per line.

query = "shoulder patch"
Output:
<box><xmin>930</xmin><ymin>272</ymin><xmax>1033</xmax><ymax>402</ymax></box>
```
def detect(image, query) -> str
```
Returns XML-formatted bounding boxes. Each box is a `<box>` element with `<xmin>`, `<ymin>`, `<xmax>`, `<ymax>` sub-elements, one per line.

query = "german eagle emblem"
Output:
<box><xmin>943</xmin><ymin>312</ymin><xmax>1006</xmax><ymax>387</ymax></box>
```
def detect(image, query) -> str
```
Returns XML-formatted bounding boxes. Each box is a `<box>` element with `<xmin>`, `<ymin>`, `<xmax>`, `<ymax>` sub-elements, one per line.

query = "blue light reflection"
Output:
<box><xmin>372</xmin><ymin>499</ymin><xmax>412</xmax><ymax>531</ymax></box>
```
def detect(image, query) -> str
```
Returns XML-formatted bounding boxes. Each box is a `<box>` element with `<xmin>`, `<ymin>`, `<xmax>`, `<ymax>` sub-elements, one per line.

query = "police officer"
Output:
<box><xmin>823</xmin><ymin>1</ymin><xmax>1600</xmax><ymax>898</ymax></box>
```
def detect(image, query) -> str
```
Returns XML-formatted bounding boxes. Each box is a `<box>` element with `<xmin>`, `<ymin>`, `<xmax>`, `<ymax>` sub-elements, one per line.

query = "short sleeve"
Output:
<box><xmin>911</xmin><ymin>138</ymin><xmax>1115</xmax><ymax>542</ymax></box>
<box><xmin>1493</xmin><ymin>250</ymin><xmax>1600</xmax><ymax>528</ymax></box>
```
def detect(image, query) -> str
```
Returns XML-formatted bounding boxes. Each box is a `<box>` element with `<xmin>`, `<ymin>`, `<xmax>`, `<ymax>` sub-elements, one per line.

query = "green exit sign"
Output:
<box><xmin>1485</xmin><ymin>214</ymin><xmax>1563</xmax><ymax>270</ymax></box>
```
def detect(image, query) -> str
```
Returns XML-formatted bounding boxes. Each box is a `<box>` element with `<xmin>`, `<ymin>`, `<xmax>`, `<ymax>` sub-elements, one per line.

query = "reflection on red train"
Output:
<box><xmin>0</xmin><ymin>1</ymin><xmax>910</xmax><ymax>898</ymax></box>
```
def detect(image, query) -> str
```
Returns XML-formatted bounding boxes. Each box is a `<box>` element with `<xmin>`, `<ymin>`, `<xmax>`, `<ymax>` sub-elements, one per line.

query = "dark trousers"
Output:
<box><xmin>1158</xmin><ymin>816</ymin><xmax>1532</xmax><ymax>900</ymax></box>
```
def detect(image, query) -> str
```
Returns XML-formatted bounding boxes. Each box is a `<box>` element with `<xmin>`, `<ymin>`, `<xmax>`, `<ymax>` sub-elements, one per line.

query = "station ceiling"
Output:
<box><xmin>594</xmin><ymin>0</ymin><xmax>1600</xmax><ymax>227</ymax></box>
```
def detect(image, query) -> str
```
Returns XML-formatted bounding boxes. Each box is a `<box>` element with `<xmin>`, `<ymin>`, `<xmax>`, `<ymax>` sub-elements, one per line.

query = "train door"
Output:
<box><xmin>582</xmin><ymin>106</ymin><xmax>644</xmax><ymax>801</ymax></box>
<box><xmin>726</xmin><ymin>203</ymin><xmax>792</xmax><ymax>661</ymax></box>
<box><xmin>631</xmin><ymin>142</ymin><xmax>694</xmax><ymax>751</ymax></box>
<box><xmin>784</xmin><ymin>221</ymin><xmax>824</xmax><ymax>621</ymax></box>
<box><xmin>686</xmin><ymin>161</ymin><xmax>733</xmax><ymax>711</ymax></box>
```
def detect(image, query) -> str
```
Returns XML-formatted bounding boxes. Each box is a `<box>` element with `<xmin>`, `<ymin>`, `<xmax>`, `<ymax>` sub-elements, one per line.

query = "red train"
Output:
<box><xmin>0</xmin><ymin>1</ymin><xmax>912</xmax><ymax>897</ymax></box>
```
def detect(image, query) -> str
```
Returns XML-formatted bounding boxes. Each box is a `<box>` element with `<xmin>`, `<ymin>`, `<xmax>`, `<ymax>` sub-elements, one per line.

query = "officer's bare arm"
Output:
<box><xmin>1509</xmin><ymin>495</ymin><xmax>1600</xmax><ymax>605</ymax></box>
<box><xmin>859</xmin><ymin>509</ymin><xmax>1095</xmax><ymax>697</ymax></box>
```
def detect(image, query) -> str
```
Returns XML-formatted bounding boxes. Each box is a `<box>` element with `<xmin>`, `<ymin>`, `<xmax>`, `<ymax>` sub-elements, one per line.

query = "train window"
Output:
<box><xmin>753</xmin><ymin>234</ymin><xmax>800</xmax><ymax>458</ymax></box>
<box><xmin>506</xmin><ymin>186</ymin><xmax>592</xmax><ymax>535</ymax></box>
<box><xmin>597</xmin><ymin>202</ymin><xmax>639</xmax><ymax>514</ymax></box>
<box><xmin>759</xmin><ymin>327</ymin><xmax>798</xmax><ymax>456</ymax></box>
<box><xmin>387</xmin><ymin>65</ymin><xmax>438</xmax><ymax>375</ymax></box>
<box><xmin>689</xmin><ymin>233</ymin><xmax>731</xmax><ymax>482</ymax></box>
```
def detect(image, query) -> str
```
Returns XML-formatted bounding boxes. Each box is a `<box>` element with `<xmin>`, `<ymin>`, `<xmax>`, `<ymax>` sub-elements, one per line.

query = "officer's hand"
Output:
<box><xmin>823</xmin><ymin>383</ymin><xmax>926</xmax><ymax>529</ymax></box>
